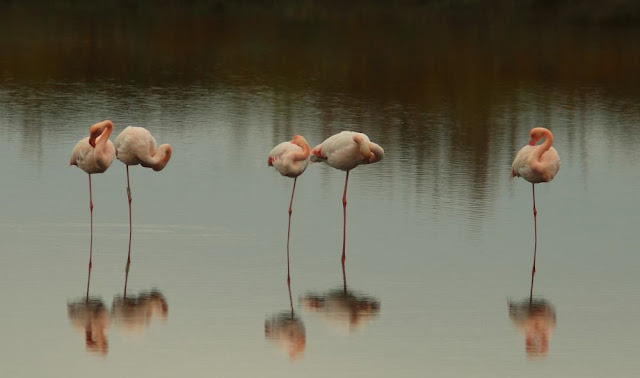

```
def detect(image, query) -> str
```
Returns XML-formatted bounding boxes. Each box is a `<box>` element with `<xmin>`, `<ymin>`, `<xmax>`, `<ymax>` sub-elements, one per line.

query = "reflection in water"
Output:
<box><xmin>508</xmin><ymin>298</ymin><xmax>557</xmax><ymax>359</ymax></box>
<box><xmin>111</xmin><ymin>264</ymin><xmax>168</xmax><ymax>336</ymax></box>
<box><xmin>264</xmin><ymin>282</ymin><xmax>306</xmax><ymax>360</ymax></box>
<box><xmin>301</xmin><ymin>264</ymin><xmax>380</xmax><ymax>333</ymax></box>
<box><xmin>67</xmin><ymin>270</ymin><xmax>109</xmax><ymax>355</ymax></box>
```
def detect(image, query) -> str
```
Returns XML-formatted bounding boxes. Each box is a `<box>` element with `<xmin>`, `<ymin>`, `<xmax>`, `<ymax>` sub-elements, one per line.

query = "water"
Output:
<box><xmin>1</xmin><ymin>3</ymin><xmax>640</xmax><ymax>377</ymax></box>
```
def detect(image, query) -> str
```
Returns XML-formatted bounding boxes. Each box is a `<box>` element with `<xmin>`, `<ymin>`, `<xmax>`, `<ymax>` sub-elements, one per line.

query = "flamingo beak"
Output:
<box><xmin>528</xmin><ymin>139</ymin><xmax>536</xmax><ymax>146</ymax></box>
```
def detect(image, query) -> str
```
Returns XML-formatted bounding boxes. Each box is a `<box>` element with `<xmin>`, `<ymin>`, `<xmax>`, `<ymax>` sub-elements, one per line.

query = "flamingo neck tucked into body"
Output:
<box><xmin>140</xmin><ymin>144</ymin><xmax>172</xmax><ymax>171</ymax></box>
<box><xmin>353</xmin><ymin>134</ymin><xmax>373</xmax><ymax>161</ymax></box>
<box><xmin>291</xmin><ymin>140</ymin><xmax>310</xmax><ymax>161</ymax></box>
<box><xmin>93</xmin><ymin>121</ymin><xmax>113</xmax><ymax>170</ymax></box>
<box><xmin>528</xmin><ymin>130</ymin><xmax>553</xmax><ymax>173</ymax></box>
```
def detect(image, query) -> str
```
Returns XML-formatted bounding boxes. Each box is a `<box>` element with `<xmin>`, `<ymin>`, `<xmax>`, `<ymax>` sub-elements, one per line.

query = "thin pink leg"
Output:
<box><xmin>341</xmin><ymin>171</ymin><xmax>349</xmax><ymax>264</ymax></box>
<box><xmin>530</xmin><ymin>183</ymin><xmax>538</xmax><ymax>303</ymax></box>
<box><xmin>88</xmin><ymin>174</ymin><xmax>93</xmax><ymax>272</ymax></box>
<box><xmin>286</xmin><ymin>178</ymin><xmax>297</xmax><ymax>284</ymax></box>
<box><xmin>126</xmin><ymin>165</ymin><xmax>132</xmax><ymax>264</ymax></box>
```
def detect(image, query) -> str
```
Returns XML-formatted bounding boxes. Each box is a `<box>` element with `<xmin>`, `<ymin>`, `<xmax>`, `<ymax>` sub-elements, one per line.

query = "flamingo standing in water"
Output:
<box><xmin>70</xmin><ymin>120</ymin><xmax>116</xmax><ymax>271</ymax></box>
<box><xmin>114</xmin><ymin>126</ymin><xmax>172</xmax><ymax>265</ymax></box>
<box><xmin>268</xmin><ymin>135</ymin><xmax>311</xmax><ymax>283</ymax></box>
<box><xmin>311</xmin><ymin>131</ymin><xmax>384</xmax><ymax>264</ymax></box>
<box><xmin>511</xmin><ymin>127</ymin><xmax>560</xmax><ymax>290</ymax></box>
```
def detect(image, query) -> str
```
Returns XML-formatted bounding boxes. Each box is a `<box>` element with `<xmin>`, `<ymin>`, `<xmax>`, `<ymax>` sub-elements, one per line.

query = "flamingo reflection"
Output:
<box><xmin>264</xmin><ymin>282</ymin><xmax>306</xmax><ymax>360</ymax></box>
<box><xmin>508</xmin><ymin>263</ymin><xmax>557</xmax><ymax>359</ymax></box>
<box><xmin>508</xmin><ymin>298</ymin><xmax>556</xmax><ymax>358</ymax></box>
<box><xmin>67</xmin><ymin>269</ymin><xmax>109</xmax><ymax>355</ymax></box>
<box><xmin>111</xmin><ymin>263</ymin><xmax>168</xmax><ymax>336</ymax></box>
<box><xmin>300</xmin><ymin>264</ymin><xmax>380</xmax><ymax>333</ymax></box>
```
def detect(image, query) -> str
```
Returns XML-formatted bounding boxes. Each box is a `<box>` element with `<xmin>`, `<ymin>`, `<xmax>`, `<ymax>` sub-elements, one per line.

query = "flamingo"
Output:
<box><xmin>268</xmin><ymin>135</ymin><xmax>311</xmax><ymax>283</ymax></box>
<box><xmin>70</xmin><ymin>120</ymin><xmax>116</xmax><ymax>271</ymax></box>
<box><xmin>114</xmin><ymin>126</ymin><xmax>172</xmax><ymax>265</ymax></box>
<box><xmin>511</xmin><ymin>127</ymin><xmax>560</xmax><ymax>285</ymax></box>
<box><xmin>310</xmin><ymin>131</ymin><xmax>384</xmax><ymax>264</ymax></box>
<box><xmin>508</xmin><ymin>298</ymin><xmax>556</xmax><ymax>358</ymax></box>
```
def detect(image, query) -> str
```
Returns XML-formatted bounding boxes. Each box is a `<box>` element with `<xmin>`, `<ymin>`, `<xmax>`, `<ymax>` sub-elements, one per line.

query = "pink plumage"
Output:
<box><xmin>70</xmin><ymin>120</ymin><xmax>116</xmax><ymax>174</ymax></box>
<box><xmin>511</xmin><ymin>128</ymin><xmax>560</xmax><ymax>183</ymax></box>
<box><xmin>268</xmin><ymin>135</ymin><xmax>311</xmax><ymax>178</ymax></box>
<box><xmin>310</xmin><ymin>131</ymin><xmax>384</xmax><ymax>171</ymax></box>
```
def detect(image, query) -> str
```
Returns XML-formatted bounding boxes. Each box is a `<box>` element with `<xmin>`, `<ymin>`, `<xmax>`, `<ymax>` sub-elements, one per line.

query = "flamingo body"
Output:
<box><xmin>268</xmin><ymin>136</ymin><xmax>310</xmax><ymax>178</ymax></box>
<box><xmin>310</xmin><ymin>131</ymin><xmax>384</xmax><ymax>171</ymax></box>
<box><xmin>114</xmin><ymin>126</ymin><xmax>172</xmax><ymax>171</ymax></box>
<box><xmin>70</xmin><ymin>121</ymin><xmax>116</xmax><ymax>174</ymax></box>
<box><xmin>511</xmin><ymin>128</ymin><xmax>560</xmax><ymax>183</ymax></box>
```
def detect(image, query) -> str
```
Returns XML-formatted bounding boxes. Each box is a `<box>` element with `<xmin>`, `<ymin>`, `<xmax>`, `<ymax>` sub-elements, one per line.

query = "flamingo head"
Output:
<box><xmin>88</xmin><ymin>120</ymin><xmax>113</xmax><ymax>148</ymax></box>
<box><xmin>88</xmin><ymin>135</ymin><xmax>97</xmax><ymax>148</ymax></box>
<box><xmin>528</xmin><ymin>127</ymin><xmax>550</xmax><ymax>146</ymax></box>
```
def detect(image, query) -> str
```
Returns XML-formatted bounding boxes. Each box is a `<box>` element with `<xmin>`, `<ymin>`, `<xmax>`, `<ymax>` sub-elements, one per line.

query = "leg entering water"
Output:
<box><xmin>341</xmin><ymin>258</ymin><xmax>348</xmax><ymax>294</ymax></box>
<box><xmin>124</xmin><ymin>259</ymin><xmax>131</xmax><ymax>299</ymax></box>
<box><xmin>341</xmin><ymin>171</ymin><xmax>350</xmax><ymax>264</ymax></box>
<box><xmin>287</xmin><ymin>280</ymin><xmax>294</xmax><ymax>317</ymax></box>
<box><xmin>88</xmin><ymin>174</ymin><xmax>93</xmax><ymax>271</ymax></box>
<box><xmin>286</xmin><ymin>178</ymin><xmax>297</xmax><ymax>284</ymax></box>
<box><xmin>126</xmin><ymin>165</ymin><xmax>132</xmax><ymax>264</ymax></box>
<box><xmin>530</xmin><ymin>183</ymin><xmax>538</xmax><ymax>302</ymax></box>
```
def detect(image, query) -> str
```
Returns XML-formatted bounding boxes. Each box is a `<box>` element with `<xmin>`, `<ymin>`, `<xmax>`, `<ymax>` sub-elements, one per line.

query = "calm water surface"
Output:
<box><xmin>1</xmin><ymin>4</ymin><xmax>640</xmax><ymax>377</ymax></box>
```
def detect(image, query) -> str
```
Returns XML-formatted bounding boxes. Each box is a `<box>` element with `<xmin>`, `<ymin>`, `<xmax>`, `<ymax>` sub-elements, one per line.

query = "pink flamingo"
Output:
<box><xmin>70</xmin><ymin>120</ymin><xmax>116</xmax><ymax>271</ymax></box>
<box><xmin>268</xmin><ymin>135</ymin><xmax>311</xmax><ymax>283</ymax></box>
<box><xmin>511</xmin><ymin>127</ymin><xmax>560</xmax><ymax>290</ymax></box>
<box><xmin>311</xmin><ymin>131</ymin><xmax>384</xmax><ymax>264</ymax></box>
<box><xmin>114</xmin><ymin>126</ymin><xmax>172</xmax><ymax>265</ymax></box>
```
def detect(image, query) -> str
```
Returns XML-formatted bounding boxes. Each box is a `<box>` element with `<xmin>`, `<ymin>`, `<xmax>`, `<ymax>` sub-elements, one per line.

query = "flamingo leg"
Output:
<box><xmin>341</xmin><ymin>171</ymin><xmax>349</xmax><ymax>264</ymax></box>
<box><xmin>530</xmin><ymin>183</ymin><xmax>538</xmax><ymax>302</ymax></box>
<box><xmin>287</xmin><ymin>280</ymin><xmax>294</xmax><ymax>316</ymax></box>
<box><xmin>286</xmin><ymin>178</ymin><xmax>297</xmax><ymax>284</ymax></box>
<box><xmin>124</xmin><ymin>259</ymin><xmax>130</xmax><ymax>299</ymax></box>
<box><xmin>85</xmin><ymin>263</ymin><xmax>92</xmax><ymax>302</ymax></box>
<box><xmin>342</xmin><ymin>256</ymin><xmax>348</xmax><ymax>294</ymax></box>
<box><xmin>88</xmin><ymin>174</ymin><xmax>93</xmax><ymax>272</ymax></box>
<box><xmin>126</xmin><ymin>165</ymin><xmax>132</xmax><ymax>264</ymax></box>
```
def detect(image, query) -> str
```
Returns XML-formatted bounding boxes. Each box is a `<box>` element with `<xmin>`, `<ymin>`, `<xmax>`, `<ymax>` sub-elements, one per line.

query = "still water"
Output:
<box><xmin>1</xmin><ymin>3</ymin><xmax>640</xmax><ymax>377</ymax></box>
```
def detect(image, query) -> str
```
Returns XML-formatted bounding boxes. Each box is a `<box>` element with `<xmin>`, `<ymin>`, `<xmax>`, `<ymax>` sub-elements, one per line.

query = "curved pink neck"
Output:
<box><xmin>143</xmin><ymin>143</ymin><xmax>172</xmax><ymax>171</ymax></box>
<box><xmin>92</xmin><ymin>121</ymin><xmax>113</xmax><ymax>169</ymax></box>
<box><xmin>529</xmin><ymin>129</ymin><xmax>553</xmax><ymax>168</ymax></box>
<box><xmin>291</xmin><ymin>140</ymin><xmax>310</xmax><ymax>161</ymax></box>
<box><xmin>353</xmin><ymin>134</ymin><xmax>372</xmax><ymax>160</ymax></box>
